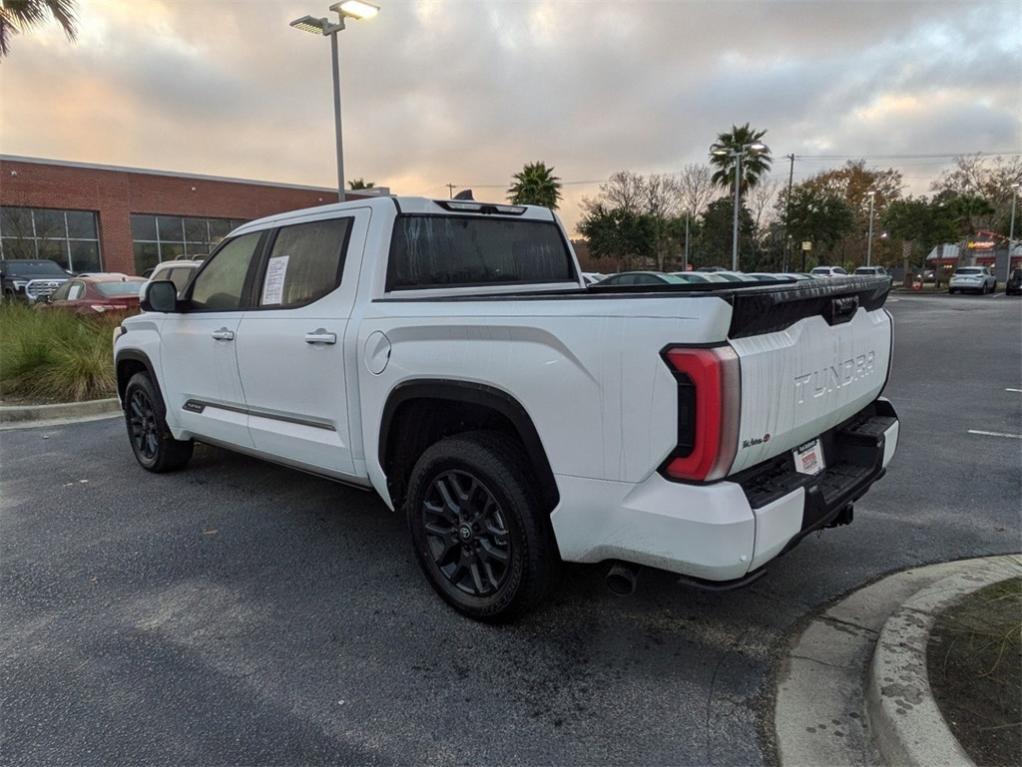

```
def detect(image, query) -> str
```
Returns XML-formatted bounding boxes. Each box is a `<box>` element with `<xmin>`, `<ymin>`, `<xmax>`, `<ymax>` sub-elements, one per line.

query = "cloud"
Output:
<box><xmin>0</xmin><ymin>0</ymin><xmax>1019</xmax><ymax>232</ymax></box>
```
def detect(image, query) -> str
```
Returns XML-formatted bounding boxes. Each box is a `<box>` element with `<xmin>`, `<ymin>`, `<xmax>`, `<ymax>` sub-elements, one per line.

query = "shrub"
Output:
<box><xmin>0</xmin><ymin>304</ymin><xmax>123</xmax><ymax>402</ymax></box>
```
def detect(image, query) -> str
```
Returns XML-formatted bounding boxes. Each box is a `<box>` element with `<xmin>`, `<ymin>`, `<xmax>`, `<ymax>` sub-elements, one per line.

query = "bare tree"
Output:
<box><xmin>582</xmin><ymin>171</ymin><xmax>647</xmax><ymax>215</ymax></box>
<box><xmin>748</xmin><ymin>177</ymin><xmax>781</xmax><ymax>231</ymax></box>
<box><xmin>676</xmin><ymin>163</ymin><xmax>718</xmax><ymax>217</ymax></box>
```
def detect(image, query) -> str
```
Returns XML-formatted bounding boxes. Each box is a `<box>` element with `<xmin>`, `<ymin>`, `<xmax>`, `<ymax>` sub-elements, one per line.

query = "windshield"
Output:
<box><xmin>96</xmin><ymin>280</ymin><xmax>145</xmax><ymax>297</ymax></box>
<box><xmin>3</xmin><ymin>260</ymin><xmax>67</xmax><ymax>277</ymax></box>
<box><xmin>811</xmin><ymin>268</ymin><xmax>830</xmax><ymax>274</ymax></box>
<box><xmin>956</xmin><ymin>268</ymin><xmax>982</xmax><ymax>275</ymax></box>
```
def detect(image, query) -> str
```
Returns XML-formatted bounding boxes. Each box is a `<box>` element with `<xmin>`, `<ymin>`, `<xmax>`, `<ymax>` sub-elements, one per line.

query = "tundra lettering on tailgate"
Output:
<box><xmin>794</xmin><ymin>351</ymin><xmax>876</xmax><ymax>405</ymax></box>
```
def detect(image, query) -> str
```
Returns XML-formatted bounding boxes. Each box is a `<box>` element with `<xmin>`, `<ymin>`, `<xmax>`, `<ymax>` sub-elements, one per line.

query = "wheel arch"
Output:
<box><xmin>115</xmin><ymin>349</ymin><xmax>160</xmax><ymax>407</ymax></box>
<box><xmin>379</xmin><ymin>379</ymin><xmax>559</xmax><ymax>512</ymax></box>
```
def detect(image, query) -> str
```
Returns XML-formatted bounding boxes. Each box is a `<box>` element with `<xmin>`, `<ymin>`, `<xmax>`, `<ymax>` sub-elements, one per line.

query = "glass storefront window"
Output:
<box><xmin>130</xmin><ymin>213</ymin><xmax>244</xmax><ymax>273</ymax></box>
<box><xmin>0</xmin><ymin>207</ymin><xmax>101</xmax><ymax>272</ymax></box>
<box><xmin>157</xmin><ymin>216</ymin><xmax>184</xmax><ymax>242</ymax></box>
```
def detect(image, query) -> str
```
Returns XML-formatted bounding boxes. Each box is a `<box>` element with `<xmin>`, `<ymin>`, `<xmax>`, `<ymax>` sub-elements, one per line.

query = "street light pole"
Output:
<box><xmin>731</xmin><ymin>152</ymin><xmax>742</xmax><ymax>272</ymax></box>
<box><xmin>866</xmin><ymin>191</ymin><xmax>876</xmax><ymax>267</ymax></box>
<box><xmin>291</xmin><ymin>1</ymin><xmax>380</xmax><ymax>204</ymax></box>
<box><xmin>710</xmin><ymin>140</ymin><xmax>768</xmax><ymax>272</ymax></box>
<box><xmin>683</xmin><ymin>212</ymin><xmax>690</xmax><ymax>271</ymax></box>
<box><xmin>329</xmin><ymin>29</ymin><xmax>345</xmax><ymax>201</ymax></box>
<box><xmin>1008</xmin><ymin>183</ymin><xmax>1019</xmax><ymax>284</ymax></box>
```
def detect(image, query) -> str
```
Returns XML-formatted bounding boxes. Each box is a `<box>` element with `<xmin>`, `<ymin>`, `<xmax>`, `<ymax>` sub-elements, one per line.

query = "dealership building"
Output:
<box><xmin>0</xmin><ymin>156</ymin><xmax>378</xmax><ymax>276</ymax></box>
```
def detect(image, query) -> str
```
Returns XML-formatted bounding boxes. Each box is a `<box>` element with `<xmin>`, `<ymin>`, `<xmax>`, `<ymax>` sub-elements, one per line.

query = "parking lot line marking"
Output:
<box><xmin>968</xmin><ymin>429</ymin><xmax>1022</xmax><ymax>440</ymax></box>
<box><xmin>1006</xmin><ymin>388</ymin><xmax>1022</xmax><ymax>393</ymax></box>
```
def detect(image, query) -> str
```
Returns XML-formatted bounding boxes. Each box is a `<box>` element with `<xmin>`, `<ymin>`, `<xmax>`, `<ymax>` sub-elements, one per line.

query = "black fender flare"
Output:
<box><xmin>114</xmin><ymin>349</ymin><xmax>161</xmax><ymax>406</ymax></box>
<box><xmin>379</xmin><ymin>379</ymin><xmax>559</xmax><ymax>509</ymax></box>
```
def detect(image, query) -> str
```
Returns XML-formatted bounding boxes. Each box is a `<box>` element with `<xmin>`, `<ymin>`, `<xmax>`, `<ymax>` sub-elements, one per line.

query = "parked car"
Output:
<box><xmin>115</xmin><ymin>196</ymin><xmax>898</xmax><ymax>621</ymax></box>
<box><xmin>597</xmin><ymin>271</ymin><xmax>688</xmax><ymax>286</ymax></box>
<box><xmin>42</xmin><ymin>274</ymin><xmax>146</xmax><ymax>314</ymax></box>
<box><xmin>669</xmin><ymin>272</ymin><xmax>711</xmax><ymax>283</ymax></box>
<box><xmin>142</xmin><ymin>258</ymin><xmax>203</xmax><ymax>297</ymax></box>
<box><xmin>0</xmin><ymin>259</ymin><xmax>70</xmax><ymax>303</ymax></box>
<box><xmin>949</xmin><ymin>266</ymin><xmax>996</xmax><ymax>294</ymax></box>
<box><xmin>580</xmin><ymin>272</ymin><xmax>606</xmax><ymax>286</ymax></box>
<box><xmin>854</xmin><ymin>266</ymin><xmax>888</xmax><ymax>277</ymax></box>
<box><xmin>810</xmin><ymin>266</ymin><xmax>849</xmax><ymax>278</ymax></box>
<box><xmin>1006</xmin><ymin>269</ymin><xmax>1022</xmax><ymax>296</ymax></box>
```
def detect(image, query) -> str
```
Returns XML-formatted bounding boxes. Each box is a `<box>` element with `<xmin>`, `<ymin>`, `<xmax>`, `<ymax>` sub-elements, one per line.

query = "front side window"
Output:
<box><xmin>67</xmin><ymin>282</ymin><xmax>86</xmax><ymax>300</ymax></box>
<box><xmin>260</xmin><ymin>218</ymin><xmax>351</xmax><ymax>307</ymax></box>
<box><xmin>189</xmin><ymin>233</ymin><xmax>261</xmax><ymax>311</ymax></box>
<box><xmin>386</xmin><ymin>216</ymin><xmax>575</xmax><ymax>290</ymax></box>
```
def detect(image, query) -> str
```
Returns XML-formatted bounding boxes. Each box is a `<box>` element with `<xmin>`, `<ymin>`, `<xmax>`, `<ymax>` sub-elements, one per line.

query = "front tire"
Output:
<box><xmin>404</xmin><ymin>431</ymin><xmax>556</xmax><ymax>622</ymax></box>
<box><xmin>124</xmin><ymin>372</ymin><xmax>193</xmax><ymax>472</ymax></box>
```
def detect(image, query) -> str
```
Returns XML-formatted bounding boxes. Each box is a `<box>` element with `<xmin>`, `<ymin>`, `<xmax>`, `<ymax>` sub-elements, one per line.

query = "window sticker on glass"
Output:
<box><xmin>261</xmin><ymin>254</ymin><xmax>290</xmax><ymax>305</ymax></box>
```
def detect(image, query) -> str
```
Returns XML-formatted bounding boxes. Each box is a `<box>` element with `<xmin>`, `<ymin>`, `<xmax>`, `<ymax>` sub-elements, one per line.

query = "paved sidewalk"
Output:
<box><xmin>773</xmin><ymin>555</ymin><xmax>1022</xmax><ymax>766</ymax></box>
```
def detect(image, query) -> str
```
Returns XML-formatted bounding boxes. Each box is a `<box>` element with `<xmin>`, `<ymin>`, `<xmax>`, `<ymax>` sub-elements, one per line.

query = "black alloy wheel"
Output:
<box><xmin>127</xmin><ymin>387</ymin><xmax>160</xmax><ymax>462</ymax></box>
<box><xmin>123</xmin><ymin>372</ymin><xmax>193</xmax><ymax>472</ymax></box>
<box><xmin>421</xmin><ymin>470</ymin><xmax>512</xmax><ymax>597</ymax></box>
<box><xmin>405</xmin><ymin>431</ymin><xmax>556</xmax><ymax>621</ymax></box>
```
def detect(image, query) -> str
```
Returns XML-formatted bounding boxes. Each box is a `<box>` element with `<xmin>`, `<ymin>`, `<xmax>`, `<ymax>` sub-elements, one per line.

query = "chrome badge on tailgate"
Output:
<box><xmin>794</xmin><ymin>351</ymin><xmax>876</xmax><ymax>405</ymax></box>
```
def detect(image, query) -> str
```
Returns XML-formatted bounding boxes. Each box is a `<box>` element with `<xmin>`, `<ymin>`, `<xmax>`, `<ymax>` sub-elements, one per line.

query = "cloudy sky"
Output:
<box><xmin>1</xmin><ymin>0</ymin><xmax>1020</xmax><ymax>232</ymax></box>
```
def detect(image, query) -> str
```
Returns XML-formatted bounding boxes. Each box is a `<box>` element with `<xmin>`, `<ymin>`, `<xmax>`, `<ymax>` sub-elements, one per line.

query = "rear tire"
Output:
<box><xmin>404</xmin><ymin>430</ymin><xmax>556</xmax><ymax>622</ymax></box>
<box><xmin>124</xmin><ymin>372</ymin><xmax>193</xmax><ymax>472</ymax></box>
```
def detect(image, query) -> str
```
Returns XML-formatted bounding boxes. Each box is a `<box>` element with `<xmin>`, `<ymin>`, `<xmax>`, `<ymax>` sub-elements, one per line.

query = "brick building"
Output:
<box><xmin>0</xmin><ymin>156</ymin><xmax>376</xmax><ymax>276</ymax></box>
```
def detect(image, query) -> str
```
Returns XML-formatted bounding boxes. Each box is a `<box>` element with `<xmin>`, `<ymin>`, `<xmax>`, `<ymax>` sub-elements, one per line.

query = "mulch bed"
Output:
<box><xmin>928</xmin><ymin>577</ymin><xmax>1021</xmax><ymax>767</ymax></box>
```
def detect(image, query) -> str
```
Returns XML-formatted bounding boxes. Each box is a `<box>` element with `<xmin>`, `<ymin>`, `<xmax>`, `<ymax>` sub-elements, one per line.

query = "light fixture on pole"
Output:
<box><xmin>866</xmin><ymin>190</ymin><xmax>876</xmax><ymax>267</ymax></box>
<box><xmin>290</xmin><ymin>1</ymin><xmax>381</xmax><ymax>202</ymax></box>
<box><xmin>709</xmin><ymin>140</ymin><xmax>769</xmax><ymax>271</ymax></box>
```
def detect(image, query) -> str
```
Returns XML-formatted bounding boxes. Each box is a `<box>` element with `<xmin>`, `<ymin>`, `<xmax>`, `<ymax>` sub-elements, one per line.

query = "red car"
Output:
<box><xmin>41</xmin><ymin>273</ymin><xmax>146</xmax><ymax>315</ymax></box>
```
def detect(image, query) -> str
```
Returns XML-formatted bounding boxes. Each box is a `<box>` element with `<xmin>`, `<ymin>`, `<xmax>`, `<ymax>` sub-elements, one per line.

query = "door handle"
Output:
<box><xmin>211</xmin><ymin>327</ymin><xmax>235</xmax><ymax>341</ymax></box>
<box><xmin>305</xmin><ymin>329</ymin><xmax>337</xmax><ymax>345</ymax></box>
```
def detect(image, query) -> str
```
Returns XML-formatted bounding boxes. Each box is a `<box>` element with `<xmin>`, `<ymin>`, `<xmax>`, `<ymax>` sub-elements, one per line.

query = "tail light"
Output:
<box><xmin>659</xmin><ymin>345</ymin><xmax>740</xmax><ymax>482</ymax></box>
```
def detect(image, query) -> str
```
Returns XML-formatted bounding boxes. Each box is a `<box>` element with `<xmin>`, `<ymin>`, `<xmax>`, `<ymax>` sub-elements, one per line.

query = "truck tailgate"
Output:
<box><xmin>726</xmin><ymin>278</ymin><xmax>892</xmax><ymax>474</ymax></box>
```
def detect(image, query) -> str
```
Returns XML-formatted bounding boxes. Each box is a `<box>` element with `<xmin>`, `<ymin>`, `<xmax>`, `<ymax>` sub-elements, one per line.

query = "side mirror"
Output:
<box><xmin>141</xmin><ymin>280</ymin><xmax>179</xmax><ymax>313</ymax></box>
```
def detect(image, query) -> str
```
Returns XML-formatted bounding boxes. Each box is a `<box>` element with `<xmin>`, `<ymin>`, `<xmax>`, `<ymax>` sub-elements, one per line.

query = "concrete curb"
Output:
<box><xmin>773</xmin><ymin>554</ymin><xmax>1022</xmax><ymax>766</ymax></box>
<box><xmin>0</xmin><ymin>397</ymin><xmax>121</xmax><ymax>425</ymax></box>
<box><xmin>866</xmin><ymin>556</ymin><xmax>1022</xmax><ymax>767</ymax></box>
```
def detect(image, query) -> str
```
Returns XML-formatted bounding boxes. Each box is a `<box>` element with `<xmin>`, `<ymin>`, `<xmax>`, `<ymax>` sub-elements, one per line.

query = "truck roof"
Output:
<box><xmin>231</xmin><ymin>196</ymin><xmax>558</xmax><ymax>238</ymax></box>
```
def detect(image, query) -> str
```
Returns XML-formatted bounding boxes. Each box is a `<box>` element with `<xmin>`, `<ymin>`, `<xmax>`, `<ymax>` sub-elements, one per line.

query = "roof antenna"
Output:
<box><xmin>453</xmin><ymin>189</ymin><xmax>474</xmax><ymax>201</ymax></box>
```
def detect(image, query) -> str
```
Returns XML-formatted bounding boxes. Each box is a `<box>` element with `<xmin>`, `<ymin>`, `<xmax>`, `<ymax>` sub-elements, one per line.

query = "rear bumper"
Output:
<box><xmin>549</xmin><ymin>398</ymin><xmax>899</xmax><ymax>582</ymax></box>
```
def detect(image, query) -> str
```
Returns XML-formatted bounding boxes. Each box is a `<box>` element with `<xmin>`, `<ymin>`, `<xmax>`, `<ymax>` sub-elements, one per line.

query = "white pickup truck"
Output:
<box><xmin>114</xmin><ymin>196</ymin><xmax>899</xmax><ymax>621</ymax></box>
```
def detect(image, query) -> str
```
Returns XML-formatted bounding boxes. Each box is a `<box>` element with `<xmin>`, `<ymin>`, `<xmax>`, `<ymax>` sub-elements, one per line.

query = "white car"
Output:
<box><xmin>141</xmin><ymin>258</ymin><xmax>202</xmax><ymax>298</ymax></box>
<box><xmin>810</xmin><ymin>266</ymin><xmax>849</xmax><ymax>278</ymax></box>
<box><xmin>114</xmin><ymin>196</ymin><xmax>899</xmax><ymax>621</ymax></box>
<box><xmin>854</xmin><ymin>266</ymin><xmax>888</xmax><ymax>277</ymax></box>
<box><xmin>949</xmin><ymin>266</ymin><xmax>996</xmax><ymax>294</ymax></box>
<box><xmin>580</xmin><ymin>272</ymin><xmax>606</xmax><ymax>286</ymax></box>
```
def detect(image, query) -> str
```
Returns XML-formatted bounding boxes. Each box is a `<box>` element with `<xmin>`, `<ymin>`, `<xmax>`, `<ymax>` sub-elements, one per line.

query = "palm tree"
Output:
<box><xmin>709</xmin><ymin>123</ymin><xmax>772</xmax><ymax>194</ymax></box>
<box><xmin>349</xmin><ymin>178</ymin><xmax>375</xmax><ymax>190</ymax></box>
<box><xmin>507</xmin><ymin>162</ymin><xmax>563</xmax><ymax>210</ymax></box>
<box><xmin>0</xmin><ymin>0</ymin><xmax>77</xmax><ymax>57</ymax></box>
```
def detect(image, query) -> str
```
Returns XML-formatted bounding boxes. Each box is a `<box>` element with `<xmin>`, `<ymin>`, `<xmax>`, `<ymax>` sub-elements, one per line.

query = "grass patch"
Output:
<box><xmin>0</xmin><ymin>304</ymin><xmax>124</xmax><ymax>403</ymax></box>
<box><xmin>928</xmin><ymin>577</ymin><xmax>1022</xmax><ymax>767</ymax></box>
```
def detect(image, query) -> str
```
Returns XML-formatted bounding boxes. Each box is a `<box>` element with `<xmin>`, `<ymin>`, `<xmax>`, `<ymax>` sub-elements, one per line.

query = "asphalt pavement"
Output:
<box><xmin>2</xmin><ymin>291</ymin><xmax>1020</xmax><ymax>766</ymax></box>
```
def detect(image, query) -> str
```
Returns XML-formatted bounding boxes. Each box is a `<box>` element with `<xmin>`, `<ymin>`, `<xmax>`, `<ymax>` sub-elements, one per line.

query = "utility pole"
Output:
<box><xmin>783</xmin><ymin>153</ymin><xmax>795</xmax><ymax>271</ymax></box>
<box><xmin>866</xmin><ymin>191</ymin><xmax>876</xmax><ymax>267</ymax></box>
<box><xmin>446</xmin><ymin>183</ymin><xmax>457</xmax><ymax>199</ymax></box>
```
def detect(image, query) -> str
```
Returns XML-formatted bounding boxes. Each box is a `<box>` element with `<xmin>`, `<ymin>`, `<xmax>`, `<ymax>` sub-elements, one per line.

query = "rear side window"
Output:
<box><xmin>190</xmin><ymin>233</ymin><xmax>261</xmax><ymax>311</ymax></box>
<box><xmin>386</xmin><ymin>215</ymin><xmax>575</xmax><ymax>290</ymax></box>
<box><xmin>259</xmin><ymin>218</ymin><xmax>352</xmax><ymax>307</ymax></box>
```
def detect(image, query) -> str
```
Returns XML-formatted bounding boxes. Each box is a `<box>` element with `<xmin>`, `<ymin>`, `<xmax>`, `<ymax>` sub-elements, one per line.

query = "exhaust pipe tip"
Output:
<box><xmin>605</xmin><ymin>561</ymin><xmax>641</xmax><ymax>596</ymax></box>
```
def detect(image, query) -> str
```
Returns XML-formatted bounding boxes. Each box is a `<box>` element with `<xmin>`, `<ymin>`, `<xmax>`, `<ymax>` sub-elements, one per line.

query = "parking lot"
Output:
<box><xmin>1</xmin><ymin>292</ymin><xmax>1019</xmax><ymax>766</ymax></box>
